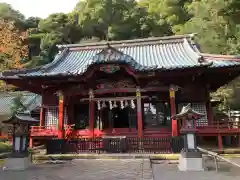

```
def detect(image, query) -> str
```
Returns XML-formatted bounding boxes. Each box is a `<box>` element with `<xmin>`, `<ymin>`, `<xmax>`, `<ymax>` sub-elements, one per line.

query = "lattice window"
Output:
<box><xmin>44</xmin><ymin>107</ymin><xmax>68</xmax><ymax>128</ymax></box>
<box><xmin>177</xmin><ymin>102</ymin><xmax>208</xmax><ymax>126</ymax></box>
<box><xmin>191</xmin><ymin>103</ymin><xmax>208</xmax><ymax>126</ymax></box>
<box><xmin>45</xmin><ymin>108</ymin><xmax>58</xmax><ymax>128</ymax></box>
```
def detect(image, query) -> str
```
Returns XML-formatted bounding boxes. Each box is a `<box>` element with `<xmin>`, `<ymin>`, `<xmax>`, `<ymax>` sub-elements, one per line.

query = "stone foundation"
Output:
<box><xmin>178</xmin><ymin>151</ymin><xmax>204</xmax><ymax>171</ymax></box>
<box><xmin>3</xmin><ymin>157</ymin><xmax>30</xmax><ymax>171</ymax></box>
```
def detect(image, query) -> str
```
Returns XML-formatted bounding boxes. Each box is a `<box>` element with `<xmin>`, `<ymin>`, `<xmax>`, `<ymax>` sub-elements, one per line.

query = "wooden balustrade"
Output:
<box><xmin>30</xmin><ymin>126</ymin><xmax>58</xmax><ymax>137</ymax></box>
<box><xmin>29</xmin><ymin>121</ymin><xmax>240</xmax><ymax>138</ymax></box>
<box><xmin>196</xmin><ymin>122</ymin><xmax>240</xmax><ymax>135</ymax></box>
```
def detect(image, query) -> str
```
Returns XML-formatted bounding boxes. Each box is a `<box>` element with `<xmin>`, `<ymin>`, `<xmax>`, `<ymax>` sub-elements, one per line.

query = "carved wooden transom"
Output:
<box><xmin>96</xmin><ymin>79</ymin><xmax>136</xmax><ymax>89</ymax></box>
<box><xmin>99</xmin><ymin>65</ymin><xmax>120</xmax><ymax>73</ymax></box>
<box><xmin>145</xmin><ymin>80</ymin><xmax>162</xmax><ymax>87</ymax></box>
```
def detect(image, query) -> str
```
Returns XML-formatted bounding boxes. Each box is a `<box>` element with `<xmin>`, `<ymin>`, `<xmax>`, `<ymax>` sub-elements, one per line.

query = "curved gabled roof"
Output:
<box><xmin>0</xmin><ymin>92</ymin><xmax>41</xmax><ymax>115</ymax></box>
<box><xmin>2</xmin><ymin>34</ymin><xmax>240</xmax><ymax>78</ymax></box>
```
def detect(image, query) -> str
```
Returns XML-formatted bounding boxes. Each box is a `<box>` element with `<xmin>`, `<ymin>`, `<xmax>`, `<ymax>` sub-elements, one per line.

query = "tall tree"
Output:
<box><xmin>36</xmin><ymin>13</ymin><xmax>82</xmax><ymax>64</ymax></box>
<box><xmin>138</xmin><ymin>0</ymin><xmax>190</xmax><ymax>36</ymax></box>
<box><xmin>175</xmin><ymin>0</ymin><xmax>238</xmax><ymax>54</ymax></box>
<box><xmin>74</xmin><ymin>0</ymin><xmax>151</xmax><ymax>40</ymax></box>
<box><xmin>0</xmin><ymin>19</ymin><xmax>28</xmax><ymax>69</ymax></box>
<box><xmin>0</xmin><ymin>3</ymin><xmax>24</xmax><ymax>22</ymax></box>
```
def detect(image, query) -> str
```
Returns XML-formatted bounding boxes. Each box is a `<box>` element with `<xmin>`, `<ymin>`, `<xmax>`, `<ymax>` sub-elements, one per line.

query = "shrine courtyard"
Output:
<box><xmin>0</xmin><ymin>158</ymin><xmax>240</xmax><ymax>180</ymax></box>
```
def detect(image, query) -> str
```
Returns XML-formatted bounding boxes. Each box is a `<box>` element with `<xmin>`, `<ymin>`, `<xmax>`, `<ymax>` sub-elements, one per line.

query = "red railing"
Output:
<box><xmin>196</xmin><ymin>122</ymin><xmax>240</xmax><ymax>135</ymax></box>
<box><xmin>30</xmin><ymin>126</ymin><xmax>58</xmax><ymax>137</ymax></box>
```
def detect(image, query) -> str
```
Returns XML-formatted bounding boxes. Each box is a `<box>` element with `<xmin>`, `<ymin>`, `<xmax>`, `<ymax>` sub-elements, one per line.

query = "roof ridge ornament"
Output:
<box><xmin>92</xmin><ymin>45</ymin><xmax>127</xmax><ymax>62</ymax></box>
<box><xmin>91</xmin><ymin>44</ymin><xmax>157</xmax><ymax>71</ymax></box>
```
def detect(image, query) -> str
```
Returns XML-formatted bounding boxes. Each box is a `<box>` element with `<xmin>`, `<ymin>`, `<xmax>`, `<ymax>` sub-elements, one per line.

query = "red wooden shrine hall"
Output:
<box><xmin>1</xmin><ymin>34</ymin><xmax>240</xmax><ymax>149</ymax></box>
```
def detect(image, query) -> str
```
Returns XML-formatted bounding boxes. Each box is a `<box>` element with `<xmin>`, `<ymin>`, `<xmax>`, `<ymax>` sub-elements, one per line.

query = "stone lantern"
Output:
<box><xmin>2</xmin><ymin>112</ymin><xmax>38</xmax><ymax>171</ymax></box>
<box><xmin>172</xmin><ymin>104</ymin><xmax>205</xmax><ymax>171</ymax></box>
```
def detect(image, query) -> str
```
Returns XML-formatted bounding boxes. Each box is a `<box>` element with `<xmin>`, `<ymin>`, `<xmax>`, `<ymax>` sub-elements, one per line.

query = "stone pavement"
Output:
<box><xmin>152</xmin><ymin>158</ymin><xmax>240</xmax><ymax>180</ymax></box>
<box><xmin>1</xmin><ymin>158</ymin><xmax>240</xmax><ymax>180</ymax></box>
<box><xmin>0</xmin><ymin>159</ymin><xmax>153</xmax><ymax>180</ymax></box>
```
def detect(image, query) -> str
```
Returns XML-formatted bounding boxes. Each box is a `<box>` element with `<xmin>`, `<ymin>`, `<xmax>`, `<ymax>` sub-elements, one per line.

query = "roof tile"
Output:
<box><xmin>0</xmin><ymin>92</ymin><xmax>41</xmax><ymax>115</ymax></box>
<box><xmin>2</xmin><ymin>35</ymin><xmax>240</xmax><ymax>77</ymax></box>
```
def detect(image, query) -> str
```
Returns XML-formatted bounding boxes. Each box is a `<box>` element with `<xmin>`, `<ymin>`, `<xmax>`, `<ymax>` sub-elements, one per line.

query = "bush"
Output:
<box><xmin>0</xmin><ymin>135</ymin><xmax>9</xmax><ymax>143</ymax></box>
<box><xmin>0</xmin><ymin>142</ymin><xmax>11</xmax><ymax>153</ymax></box>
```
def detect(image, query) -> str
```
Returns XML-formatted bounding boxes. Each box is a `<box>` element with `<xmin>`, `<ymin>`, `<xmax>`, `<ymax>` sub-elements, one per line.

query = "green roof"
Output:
<box><xmin>1</xmin><ymin>34</ymin><xmax>240</xmax><ymax>78</ymax></box>
<box><xmin>0</xmin><ymin>92</ymin><xmax>41</xmax><ymax>115</ymax></box>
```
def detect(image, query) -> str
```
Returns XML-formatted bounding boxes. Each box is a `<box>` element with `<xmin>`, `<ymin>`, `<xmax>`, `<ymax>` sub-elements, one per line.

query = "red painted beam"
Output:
<box><xmin>169</xmin><ymin>87</ymin><xmax>178</xmax><ymax>136</ymax></box>
<box><xmin>58</xmin><ymin>93</ymin><xmax>64</xmax><ymax>139</ymax></box>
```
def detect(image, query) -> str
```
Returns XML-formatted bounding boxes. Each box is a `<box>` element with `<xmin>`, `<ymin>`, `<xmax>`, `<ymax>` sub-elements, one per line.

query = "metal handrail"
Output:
<box><xmin>197</xmin><ymin>146</ymin><xmax>240</xmax><ymax>171</ymax></box>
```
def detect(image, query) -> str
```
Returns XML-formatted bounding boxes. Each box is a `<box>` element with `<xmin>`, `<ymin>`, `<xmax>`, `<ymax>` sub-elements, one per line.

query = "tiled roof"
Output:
<box><xmin>0</xmin><ymin>92</ymin><xmax>41</xmax><ymax>115</ymax></box>
<box><xmin>2</xmin><ymin>34</ymin><xmax>240</xmax><ymax>78</ymax></box>
<box><xmin>2</xmin><ymin>112</ymin><xmax>39</xmax><ymax>124</ymax></box>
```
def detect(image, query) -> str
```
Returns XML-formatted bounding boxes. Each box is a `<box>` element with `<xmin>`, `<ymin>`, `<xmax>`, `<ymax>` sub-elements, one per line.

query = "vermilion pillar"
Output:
<box><xmin>39</xmin><ymin>107</ymin><xmax>45</xmax><ymax>127</ymax></box>
<box><xmin>89</xmin><ymin>89</ymin><xmax>95</xmax><ymax>137</ymax></box>
<box><xmin>29</xmin><ymin>137</ymin><xmax>33</xmax><ymax>148</ymax></box>
<box><xmin>218</xmin><ymin>134</ymin><xmax>223</xmax><ymax>150</ymax></box>
<box><xmin>58</xmin><ymin>91</ymin><xmax>64</xmax><ymax>139</ymax></box>
<box><xmin>169</xmin><ymin>85</ymin><xmax>178</xmax><ymax>136</ymax></box>
<box><xmin>136</xmin><ymin>87</ymin><xmax>143</xmax><ymax>137</ymax></box>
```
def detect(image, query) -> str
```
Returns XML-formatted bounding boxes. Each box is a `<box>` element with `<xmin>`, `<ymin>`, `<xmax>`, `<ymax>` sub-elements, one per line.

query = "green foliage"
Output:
<box><xmin>0</xmin><ymin>3</ymin><xmax>24</xmax><ymax>22</ymax></box>
<box><xmin>0</xmin><ymin>142</ymin><xmax>11</xmax><ymax>153</ymax></box>
<box><xmin>74</xmin><ymin>0</ymin><xmax>149</xmax><ymax>40</ymax></box>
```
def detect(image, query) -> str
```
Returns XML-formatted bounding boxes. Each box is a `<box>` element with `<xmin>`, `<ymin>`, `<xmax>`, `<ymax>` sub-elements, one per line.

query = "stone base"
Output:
<box><xmin>178</xmin><ymin>151</ymin><xmax>204</xmax><ymax>171</ymax></box>
<box><xmin>2</xmin><ymin>157</ymin><xmax>30</xmax><ymax>171</ymax></box>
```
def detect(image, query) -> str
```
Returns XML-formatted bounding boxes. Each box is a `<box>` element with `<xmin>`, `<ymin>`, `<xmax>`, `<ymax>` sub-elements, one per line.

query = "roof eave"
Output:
<box><xmin>0</xmin><ymin>75</ymin><xmax>22</xmax><ymax>80</ymax></box>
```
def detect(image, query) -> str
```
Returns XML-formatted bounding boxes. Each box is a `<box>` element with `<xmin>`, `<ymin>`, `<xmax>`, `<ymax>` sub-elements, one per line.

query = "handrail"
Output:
<box><xmin>197</xmin><ymin>122</ymin><xmax>240</xmax><ymax>131</ymax></box>
<box><xmin>197</xmin><ymin>146</ymin><xmax>240</xmax><ymax>171</ymax></box>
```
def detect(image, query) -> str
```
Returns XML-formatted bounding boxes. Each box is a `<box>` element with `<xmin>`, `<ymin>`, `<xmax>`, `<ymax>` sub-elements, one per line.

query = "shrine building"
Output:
<box><xmin>1</xmin><ymin>34</ymin><xmax>240</xmax><ymax>151</ymax></box>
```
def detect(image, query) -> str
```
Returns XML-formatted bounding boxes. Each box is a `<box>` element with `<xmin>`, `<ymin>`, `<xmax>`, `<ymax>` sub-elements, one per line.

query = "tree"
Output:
<box><xmin>139</xmin><ymin>0</ymin><xmax>190</xmax><ymax>36</ymax></box>
<box><xmin>74</xmin><ymin>0</ymin><xmax>151</xmax><ymax>40</ymax></box>
<box><xmin>0</xmin><ymin>19</ymin><xmax>28</xmax><ymax>69</ymax></box>
<box><xmin>36</xmin><ymin>13</ymin><xmax>82</xmax><ymax>64</ymax></box>
<box><xmin>0</xmin><ymin>3</ymin><xmax>25</xmax><ymax>22</ymax></box>
<box><xmin>175</xmin><ymin>0</ymin><xmax>240</xmax><ymax>54</ymax></box>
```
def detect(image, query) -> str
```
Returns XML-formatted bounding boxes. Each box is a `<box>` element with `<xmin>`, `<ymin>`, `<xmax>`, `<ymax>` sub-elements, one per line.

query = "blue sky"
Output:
<box><xmin>0</xmin><ymin>0</ymin><xmax>79</xmax><ymax>18</ymax></box>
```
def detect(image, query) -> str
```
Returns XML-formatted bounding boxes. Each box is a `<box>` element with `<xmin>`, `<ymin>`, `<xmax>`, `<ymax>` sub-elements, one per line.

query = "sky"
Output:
<box><xmin>0</xmin><ymin>0</ymin><xmax>79</xmax><ymax>18</ymax></box>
